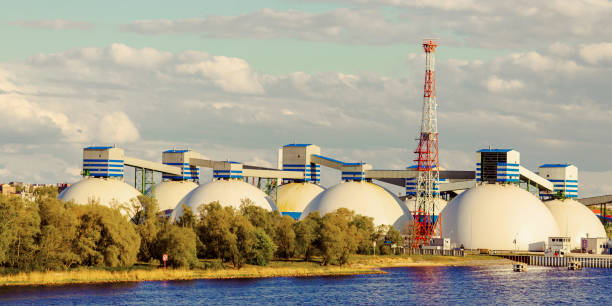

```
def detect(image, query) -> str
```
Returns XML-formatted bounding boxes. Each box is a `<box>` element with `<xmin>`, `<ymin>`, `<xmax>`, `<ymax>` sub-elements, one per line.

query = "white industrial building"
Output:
<box><xmin>56</xmin><ymin>144</ymin><xmax>609</xmax><ymax>253</ymax></box>
<box><xmin>544</xmin><ymin>199</ymin><xmax>607</xmax><ymax>250</ymax></box>
<box><xmin>440</xmin><ymin>184</ymin><xmax>560</xmax><ymax>251</ymax></box>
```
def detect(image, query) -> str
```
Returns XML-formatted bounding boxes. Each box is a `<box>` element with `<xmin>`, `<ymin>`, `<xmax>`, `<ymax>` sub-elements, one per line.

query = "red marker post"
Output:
<box><xmin>162</xmin><ymin>254</ymin><xmax>168</xmax><ymax>269</ymax></box>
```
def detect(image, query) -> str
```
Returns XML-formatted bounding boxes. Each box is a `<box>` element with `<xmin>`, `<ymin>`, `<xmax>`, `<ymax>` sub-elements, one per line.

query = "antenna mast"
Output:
<box><xmin>412</xmin><ymin>39</ymin><xmax>441</xmax><ymax>248</ymax></box>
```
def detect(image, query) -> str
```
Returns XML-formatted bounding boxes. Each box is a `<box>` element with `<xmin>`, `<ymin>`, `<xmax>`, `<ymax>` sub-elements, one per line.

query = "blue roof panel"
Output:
<box><xmin>539</xmin><ymin>164</ymin><xmax>572</xmax><ymax>168</ymax></box>
<box><xmin>477</xmin><ymin>149</ymin><xmax>513</xmax><ymax>153</ymax></box>
<box><xmin>85</xmin><ymin>146</ymin><xmax>113</xmax><ymax>150</ymax></box>
<box><xmin>163</xmin><ymin>149</ymin><xmax>190</xmax><ymax>153</ymax></box>
<box><xmin>284</xmin><ymin>144</ymin><xmax>312</xmax><ymax>147</ymax></box>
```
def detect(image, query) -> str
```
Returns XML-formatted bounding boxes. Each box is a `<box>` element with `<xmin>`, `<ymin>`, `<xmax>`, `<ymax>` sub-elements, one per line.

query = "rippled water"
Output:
<box><xmin>1</xmin><ymin>265</ymin><xmax>610</xmax><ymax>305</ymax></box>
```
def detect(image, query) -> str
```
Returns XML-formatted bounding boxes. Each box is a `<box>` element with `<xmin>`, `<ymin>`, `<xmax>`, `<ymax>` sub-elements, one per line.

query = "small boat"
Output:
<box><xmin>568</xmin><ymin>261</ymin><xmax>582</xmax><ymax>270</ymax></box>
<box><xmin>513</xmin><ymin>263</ymin><xmax>526</xmax><ymax>272</ymax></box>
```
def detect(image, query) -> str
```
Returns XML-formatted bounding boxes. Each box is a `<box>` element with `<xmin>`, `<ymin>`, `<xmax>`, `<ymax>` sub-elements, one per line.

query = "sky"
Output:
<box><xmin>1</xmin><ymin>0</ymin><xmax>611</xmax><ymax>197</ymax></box>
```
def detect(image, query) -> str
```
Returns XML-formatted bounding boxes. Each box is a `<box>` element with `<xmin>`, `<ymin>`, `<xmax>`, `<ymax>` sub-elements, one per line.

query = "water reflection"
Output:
<box><xmin>1</xmin><ymin>265</ymin><xmax>610</xmax><ymax>305</ymax></box>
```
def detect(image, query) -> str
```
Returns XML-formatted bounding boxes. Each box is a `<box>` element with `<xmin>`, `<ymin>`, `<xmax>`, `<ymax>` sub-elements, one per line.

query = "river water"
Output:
<box><xmin>1</xmin><ymin>265</ymin><xmax>610</xmax><ymax>305</ymax></box>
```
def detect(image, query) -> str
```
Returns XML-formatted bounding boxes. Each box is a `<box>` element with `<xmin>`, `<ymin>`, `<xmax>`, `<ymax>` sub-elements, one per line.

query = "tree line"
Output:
<box><xmin>0</xmin><ymin>187</ymin><xmax>405</xmax><ymax>272</ymax></box>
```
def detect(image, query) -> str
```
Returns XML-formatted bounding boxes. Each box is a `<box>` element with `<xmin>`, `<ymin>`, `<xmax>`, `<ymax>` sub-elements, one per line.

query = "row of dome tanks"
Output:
<box><xmin>58</xmin><ymin>146</ymin><xmax>606</xmax><ymax>252</ymax></box>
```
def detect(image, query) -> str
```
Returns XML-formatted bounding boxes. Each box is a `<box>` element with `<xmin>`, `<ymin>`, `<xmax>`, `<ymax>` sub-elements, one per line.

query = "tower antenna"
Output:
<box><xmin>412</xmin><ymin>39</ymin><xmax>441</xmax><ymax>248</ymax></box>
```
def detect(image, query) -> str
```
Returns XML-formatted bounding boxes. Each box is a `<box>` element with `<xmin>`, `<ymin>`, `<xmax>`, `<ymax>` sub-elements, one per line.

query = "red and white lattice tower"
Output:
<box><xmin>412</xmin><ymin>40</ymin><xmax>441</xmax><ymax>248</ymax></box>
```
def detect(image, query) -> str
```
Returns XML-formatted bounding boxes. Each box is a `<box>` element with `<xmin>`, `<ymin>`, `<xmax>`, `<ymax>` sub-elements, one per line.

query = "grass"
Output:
<box><xmin>0</xmin><ymin>255</ymin><xmax>508</xmax><ymax>287</ymax></box>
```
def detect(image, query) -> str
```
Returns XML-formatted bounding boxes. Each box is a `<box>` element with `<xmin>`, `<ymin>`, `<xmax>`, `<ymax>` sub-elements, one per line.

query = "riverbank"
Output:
<box><xmin>0</xmin><ymin>255</ymin><xmax>509</xmax><ymax>287</ymax></box>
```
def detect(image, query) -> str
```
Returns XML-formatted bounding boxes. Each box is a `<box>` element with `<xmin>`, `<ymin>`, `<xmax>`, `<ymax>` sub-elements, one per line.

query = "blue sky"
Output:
<box><xmin>1</xmin><ymin>0</ymin><xmax>612</xmax><ymax>196</ymax></box>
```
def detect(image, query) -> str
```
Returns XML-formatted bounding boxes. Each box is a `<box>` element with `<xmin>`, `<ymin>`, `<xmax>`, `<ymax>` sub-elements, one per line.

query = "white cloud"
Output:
<box><xmin>548</xmin><ymin>42</ymin><xmax>574</xmax><ymax>57</ymax></box>
<box><xmin>485</xmin><ymin>75</ymin><xmax>524</xmax><ymax>93</ymax></box>
<box><xmin>507</xmin><ymin>51</ymin><xmax>584</xmax><ymax>74</ymax></box>
<box><xmin>1</xmin><ymin>43</ymin><xmax>611</xmax><ymax>195</ymax></box>
<box><xmin>175</xmin><ymin>55</ymin><xmax>264</xmax><ymax>94</ymax></box>
<box><xmin>107</xmin><ymin>43</ymin><xmax>172</xmax><ymax>69</ymax></box>
<box><xmin>97</xmin><ymin>112</ymin><xmax>140</xmax><ymax>144</ymax></box>
<box><xmin>122</xmin><ymin>8</ymin><xmax>418</xmax><ymax>45</ymax></box>
<box><xmin>579</xmin><ymin>42</ymin><xmax>612</xmax><ymax>64</ymax></box>
<box><xmin>0</xmin><ymin>168</ymin><xmax>10</xmax><ymax>177</ymax></box>
<box><xmin>580</xmin><ymin>171</ymin><xmax>612</xmax><ymax>197</ymax></box>
<box><xmin>0</xmin><ymin>93</ymin><xmax>91</xmax><ymax>142</ymax></box>
<box><xmin>121</xmin><ymin>3</ymin><xmax>612</xmax><ymax>49</ymax></box>
<box><xmin>10</xmin><ymin>19</ymin><xmax>92</xmax><ymax>30</ymax></box>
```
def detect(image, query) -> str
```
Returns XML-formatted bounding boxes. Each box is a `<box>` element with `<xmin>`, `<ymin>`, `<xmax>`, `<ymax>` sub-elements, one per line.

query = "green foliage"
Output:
<box><xmin>229</xmin><ymin>214</ymin><xmax>256</xmax><ymax>268</ymax></box>
<box><xmin>240</xmin><ymin>200</ymin><xmax>275</xmax><ymax>235</ymax></box>
<box><xmin>350</xmin><ymin>214</ymin><xmax>375</xmax><ymax>255</ymax></box>
<box><xmin>249</xmin><ymin>227</ymin><xmax>276</xmax><ymax>266</ymax></box>
<box><xmin>73</xmin><ymin>204</ymin><xmax>140</xmax><ymax>267</ymax></box>
<box><xmin>293</xmin><ymin>211</ymin><xmax>321</xmax><ymax>261</ymax></box>
<box><xmin>36</xmin><ymin>197</ymin><xmax>79</xmax><ymax>270</ymax></box>
<box><xmin>319</xmin><ymin>208</ymin><xmax>358</xmax><ymax>266</ymax></box>
<box><xmin>176</xmin><ymin>205</ymin><xmax>197</xmax><ymax>230</ymax></box>
<box><xmin>0</xmin><ymin>191</ymin><xmax>405</xmax><ymax>272</ymax></box>
<box><xmin>154</xmin><ymin>224</ymin><xmax>198</xmax><ymax>268</ymax></box>
<box><xmin>33</xmin><ymin>186</ymin><xmax>59</xmax><ymax>200</ymax></box>
<box><xmin>0</xmin><ymin>195</ymin><xmax>20</xmax><ymax>265</ymax></box>
<box><xmin>4</xmin><ymin>196</ymin><xmax>40</xmax><ymax>270</ymax></box>
<box><xmin>274</xmin><ymin>215</ymin><xmax>296</xmax><ymax>259</ymax></box>
<box><xmin>196</xmin><ymin>202</ymin><xmax>235</xmax><ymax>260</ymax></box>
<box><xmin>133</xmin><ymin>195</ymin><xmax>161</xmax><ymax>262</ymax></box>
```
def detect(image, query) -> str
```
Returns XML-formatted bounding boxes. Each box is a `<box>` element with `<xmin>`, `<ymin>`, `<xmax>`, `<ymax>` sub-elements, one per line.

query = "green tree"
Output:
<box><xmin>0</xmin><ymin>195</ymin><xmax>19</xmax><ymax>266</ymax></box>
<box><xmin>293</xmin><ymin>211</ymin><xmax>321</xmax><ymax>261</ymax></box>
<box><xmin>349</xmin><ymin>214</ymin><xmax>375</xmax><ymax>255</ymax></box>
<box><xmin>249</xmin><ymin>227</ymin><xmax>276</xmax><ymax>266</ymax></box>
<box><xmin>155</xmin><ymin>224</ymin><xmax>198</xmax><ymax>268</ymax></box>
<box><xmin>7</xmin><ymin>197</ymin><xmax>40</xmax><ymax>270</ymax></box>
<box><xmin>133</xmin><ymin>195</ymin><xmax>161</xmax><ymax>262</ymax></box>
<box><xmin>176</xmin><ymin>205</ymin><xmax>197</xmax><ymax>230</ymax></box>
<box><xmin>229</xmin><ymin>214</ymin><xmax>256</xmax><ymax>268</ymax></box>
<box><xmin>33</xmin><ymin>186</ymin><xmax>59</xmax><ymax>200</ymax></box>
<box><xmin>36</xmin><ymin>197</ymin><xmax>79</xmax><ymax>270</ymax></box>
<box><xmin>196</xmin><ymin>202</ymin><xmax>235</xmax><ymax>260</ymax></box>
<box><xmin>73</xmin><ymin>204</ymin><xmax>140</xmax><ymax>267</ymax></box>
<box><xmin>274</xmin><ymin>215</ymin><xmax>296</xmax><ymax>259</ymax></box>
<box><xmin>320</xmin><ymin>209</ymin><xmax>357</xmax><ymax>266</ymax></box>
<box><xmin>240</xmin><ymin>199</ymin><xmax>275</xmax><ymax>236</ymax></box>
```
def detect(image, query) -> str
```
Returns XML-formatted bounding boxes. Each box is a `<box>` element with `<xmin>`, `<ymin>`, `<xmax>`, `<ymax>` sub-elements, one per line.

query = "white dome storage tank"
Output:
<box><xmin>171</xmin><ymin>179</ymin><xmax>276</xmax><ymax>221</ymax></box>
<box><xmin>301</xmin><ymin>181</ymin><xmax>412</xmax><ymax>229</ymax></box>
<box><xmin>58</xmin><ymin>177</ymin><xmax>141</xmax><ymax>215</ymax></box>
<box><xmin>544</xmin><ymin>199</ymin><xmax>607</xmax><ymax>250</ymax></box>
<box><xmin>272</xmin><ymin>182</ymin><xmax>325</xmax><ymax>220</ymax></box>
<box><xmin>404</xmin><ymin>197</ymin><xmax>448</xmax><ymax>215</ymax></box>
<box><xmin>148</xmin><ymin>180</ymin><xmax>198</xmax><ymax>215</ymax></box>
<box><xmin>440</xmin><ymin>184</ymin><xmax>559</xmax><ymax>251</ymax></box>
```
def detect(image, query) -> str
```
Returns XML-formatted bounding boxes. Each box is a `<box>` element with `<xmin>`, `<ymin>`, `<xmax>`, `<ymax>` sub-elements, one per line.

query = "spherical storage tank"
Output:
<box><xmin>147</xmin><ymin>180</ymin><xmax>198</xmax><ymax>214</ymax></box>
<box><xmin>440</xmin><ymin>184</ymin><xmax>559</xmax><ymax>251</ymax></box>
<box><xmin>171</xmin><ymin>179</ymin><xmax>277</xmax><ymax>221</ymax></box>
<box><xmin>272</xmin><ymin>182</ymin><xmax>325</xmax><ymax>219</ymax></box>
<box><xmin>301</xmin><ymin>181</ymin><xmax>412</xmax><ymax>229</ymax></box>
<box><xmin>544</xmin><ymin>199</ymin><xmax>607</xmax><ymax>250</ymax></box>
<box><xmin>58</xmin><ymin>177</ymin><xmax>141</xmax><ymax>215</ymax></box>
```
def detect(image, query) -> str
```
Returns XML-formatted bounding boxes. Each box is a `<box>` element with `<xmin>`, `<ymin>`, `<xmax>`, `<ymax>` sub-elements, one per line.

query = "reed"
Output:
<box><xmin>0</xmin><ymin>255</ymin><xmax>507</xmax><ymax>287</ymax></box>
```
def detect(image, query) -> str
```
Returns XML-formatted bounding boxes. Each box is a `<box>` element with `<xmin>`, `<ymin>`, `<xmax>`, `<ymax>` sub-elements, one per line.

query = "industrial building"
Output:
<box><xmin>56</xmin><ymin>40</ymin><xmax>609</xmax><ymax>252</ymax></box>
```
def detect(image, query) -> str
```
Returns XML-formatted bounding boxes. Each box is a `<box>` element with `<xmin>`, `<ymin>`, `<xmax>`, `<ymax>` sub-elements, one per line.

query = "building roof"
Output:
<box><xmin>283</xmin><ymin>144</ymin><xmax>312</xmax><ymax>147</ymax></box>
<box><xmin>539</xmin><ymin>163</ymin><xmax>572</xmax><ymax>168</ymax></box>
<box><xmin>477</xmin><ymin>149</ymin><xmax>513</xmax><ymax>153</ymax></box>
<box><xmin>163</xmin><ymin>149</ymin><xmax>190</xmax><ymax>153</ymax></box>
<box><xmin>85</xmin><ymin>146</ymin><xmax>114</xmax><ymax>150</ymax></box>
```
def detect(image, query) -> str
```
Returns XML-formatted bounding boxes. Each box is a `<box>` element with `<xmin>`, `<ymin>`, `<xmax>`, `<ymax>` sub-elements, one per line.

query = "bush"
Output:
<box><xmin>73</xmin><ymin>204</ymin><xmax>140</xmax><ymax>267</ymax></box>
<box><xmin>155</xmin><ymin>224</ymin><xmax>198</xmax><ymax>268</ymax></box>
<box><xmin>249</xmin><ymin>228</ymin><xmax>276</xmax><ymax>266</ymax></box>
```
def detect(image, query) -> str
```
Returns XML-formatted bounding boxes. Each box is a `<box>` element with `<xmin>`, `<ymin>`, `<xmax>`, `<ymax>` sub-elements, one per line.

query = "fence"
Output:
<box><xmin>410</xmin><ymin>248</ymin><xmax>465</xmax><ymax>256</ymax></box>
<box><xmin>529</xmin><ymin>256</ymin><xmax>612</xmax><ymax>268</ymax></box>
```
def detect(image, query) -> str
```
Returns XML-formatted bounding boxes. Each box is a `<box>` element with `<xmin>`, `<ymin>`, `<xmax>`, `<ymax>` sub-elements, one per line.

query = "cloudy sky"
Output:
<box><xmin>1</xmin><ymin>1</ymin><xmax>611</xmax><ymax>196</ymax></box>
